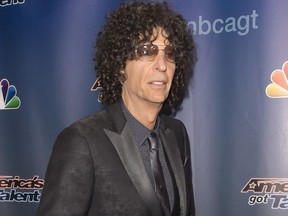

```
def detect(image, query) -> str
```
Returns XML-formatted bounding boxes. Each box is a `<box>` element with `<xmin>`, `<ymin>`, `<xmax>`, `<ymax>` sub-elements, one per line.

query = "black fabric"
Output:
<box><xmin>120</xmin><ymin>101</ymin><xmax>176</xmax><ymax>210</ymax></box>
<box><xmin>148</xmin><ymin>132</ymin><xmax>171</xmax><ymax>215</ymax></box>
<box><xmin>37</xmin><ymin>102</ymin><xmax>195</xmax><ymax>216</ymax></box>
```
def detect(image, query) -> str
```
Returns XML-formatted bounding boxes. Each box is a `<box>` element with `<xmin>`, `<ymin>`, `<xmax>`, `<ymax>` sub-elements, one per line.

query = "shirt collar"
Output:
<box><xmin>120</xmin><ymin>101</ymin><xmax>160</xmax><ymax>147</ymax></box>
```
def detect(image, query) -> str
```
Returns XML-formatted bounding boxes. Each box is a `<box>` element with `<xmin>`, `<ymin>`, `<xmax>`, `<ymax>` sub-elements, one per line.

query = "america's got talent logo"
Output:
<box><xmin>241</xmin><ymin>178</ymin><xmax>288</xmax><ymax>209</ymax></box>
<box><xmin>0</xmin><ymin>175</ymin><xmax>44</xmax><ymax>203</ymax></box>
<box><xmin>0</xmin><ymin>78</ymin><xmax>21</xmax><ymax>110</ymax></box>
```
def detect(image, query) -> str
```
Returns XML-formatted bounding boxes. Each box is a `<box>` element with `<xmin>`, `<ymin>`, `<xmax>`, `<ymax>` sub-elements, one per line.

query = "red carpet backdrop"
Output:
<box><xmin>1</xmin><ymin>0</ymin><xmax>288</xmax><ymax>215</ymax></box>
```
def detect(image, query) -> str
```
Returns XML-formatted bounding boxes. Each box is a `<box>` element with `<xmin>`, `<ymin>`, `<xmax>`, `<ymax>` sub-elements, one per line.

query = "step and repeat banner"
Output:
<box><xmin>1</xmin><ymin>0</ymin><xmax>288</xmax><ymax>215</ymax></box>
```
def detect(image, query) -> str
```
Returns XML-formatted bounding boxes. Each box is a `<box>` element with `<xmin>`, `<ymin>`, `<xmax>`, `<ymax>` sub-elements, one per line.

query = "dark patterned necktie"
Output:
<box><xmin>147</xmin><ymin>132</ymin><xmax>170</xmax><ymax>215</ymax></box>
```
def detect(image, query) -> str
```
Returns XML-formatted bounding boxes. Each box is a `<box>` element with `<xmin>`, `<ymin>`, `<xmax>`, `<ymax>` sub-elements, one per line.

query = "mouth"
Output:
<box><xmin>149</xmin><ymin>80</ymin><xmax>167</xmax><ymax>89</ymax></box>
<box><xmin>151</xmin><ymin>81</ymin><xmax>166</xmax><ymax>85</ymax></box>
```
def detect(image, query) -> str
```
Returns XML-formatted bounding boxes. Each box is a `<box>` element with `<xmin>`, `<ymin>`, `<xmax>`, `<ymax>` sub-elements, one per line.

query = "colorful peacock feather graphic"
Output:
<box><xmin>0</xmin><ymin>78</ymin><xmax>21</xmax><ymax>110</ymax></box>
<box><xmin>266</xmin><ymin>61</ymin><xmax>288</xmax><ymax>98</ymax></box>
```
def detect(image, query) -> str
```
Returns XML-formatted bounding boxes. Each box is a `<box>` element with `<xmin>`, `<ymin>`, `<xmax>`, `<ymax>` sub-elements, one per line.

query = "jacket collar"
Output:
<box><xmin>105</xmin><ymin>102</ymin><xmax>187</xmax><ymax>215</ymax></box>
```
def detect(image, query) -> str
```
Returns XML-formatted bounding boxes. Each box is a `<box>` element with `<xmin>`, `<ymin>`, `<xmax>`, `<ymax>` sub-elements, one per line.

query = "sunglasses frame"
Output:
<box><xmin>134</xmin><ymin>44</ymin><xmax>176</xmax><ymax>63</ymax></box>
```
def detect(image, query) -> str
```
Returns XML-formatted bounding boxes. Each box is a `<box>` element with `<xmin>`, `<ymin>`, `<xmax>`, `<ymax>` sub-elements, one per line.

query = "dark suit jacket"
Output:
<box><xmin>37</xmin><ymin>102</ymin><xmax>195</xmax><ymax>216</ymax></box>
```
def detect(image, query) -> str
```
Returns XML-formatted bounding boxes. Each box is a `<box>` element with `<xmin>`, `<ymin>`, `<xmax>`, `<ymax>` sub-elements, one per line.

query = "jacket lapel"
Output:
<box><xmin>104</xmin><ymin>103</ymin><xmax>163</xmax><ymax>216</ymax></box>
<box><xmin>160</xmin><ymin>126</ymin><xmax>187</xmax><ymax>216</ymax></box>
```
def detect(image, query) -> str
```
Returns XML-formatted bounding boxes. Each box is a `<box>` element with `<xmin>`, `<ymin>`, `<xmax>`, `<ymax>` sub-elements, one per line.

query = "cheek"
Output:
<box><xmin>168</xmin><ymin>68</ymin><xmax>176</xmax><ymax>82</ymax></box>
<box><xmin>125</xmin><ymin>62</ymin><xmax>147</xmax><ymax>82</ymax></box>
<box><xmin>126</xmin><ymin>72</ymin><xmax>144</xmax><ymax>91</ymax></box>
<box><xmin>171</xmin><ymin>70</ymin><xmax>176</xmax><ymax>78</ymax></box>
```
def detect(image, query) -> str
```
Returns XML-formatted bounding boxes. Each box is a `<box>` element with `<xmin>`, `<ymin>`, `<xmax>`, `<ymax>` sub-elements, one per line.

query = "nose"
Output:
<box><xmin>154</xmin><ymin>50</ymin><xmax>167</xmax><ymax>72</ymax></box>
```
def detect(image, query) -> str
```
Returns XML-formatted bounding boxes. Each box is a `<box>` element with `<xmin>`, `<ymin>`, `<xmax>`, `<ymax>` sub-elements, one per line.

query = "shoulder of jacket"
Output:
<box><xmin>59</xmin><ymin>109</ymin><xmax>109</xmax><ymax>136</ymax></box>
<box><xmin>160</xmin><ymin>114</ymin><xmax>185</xmax><ymax>129</ymax></box>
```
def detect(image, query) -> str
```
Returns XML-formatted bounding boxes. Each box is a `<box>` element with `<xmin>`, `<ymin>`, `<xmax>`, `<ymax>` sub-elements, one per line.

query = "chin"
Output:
<box><xmin>150</xmin><ymin>97</ymin><xmax>167</xmax><ymax>104</ymax></box>
<box><xmin>144</xmin><ymin>92</ymin><xmax>169</xmax><ymax>104</ymax></box>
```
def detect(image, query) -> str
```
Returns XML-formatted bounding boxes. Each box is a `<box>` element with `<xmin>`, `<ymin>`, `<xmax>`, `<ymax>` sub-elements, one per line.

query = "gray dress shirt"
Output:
<box><xmin>120</xmin><ymin>102</ymin><xmax>178</xmax><ymax>213</ymax></box>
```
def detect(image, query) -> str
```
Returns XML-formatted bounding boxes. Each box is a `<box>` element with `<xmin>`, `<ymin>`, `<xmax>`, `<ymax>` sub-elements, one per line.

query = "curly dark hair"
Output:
<box><xmin>94</xmin><ymin>1</ymin><xmax>196</xmax><ymax>116</ymax></box>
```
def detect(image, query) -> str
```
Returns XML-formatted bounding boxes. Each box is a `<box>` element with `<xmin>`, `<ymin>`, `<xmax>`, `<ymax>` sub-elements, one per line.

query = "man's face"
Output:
<box><xmin>121</xmin><ymin>28</ymin><xmax>176</xmax><ymax>108</ymax></box>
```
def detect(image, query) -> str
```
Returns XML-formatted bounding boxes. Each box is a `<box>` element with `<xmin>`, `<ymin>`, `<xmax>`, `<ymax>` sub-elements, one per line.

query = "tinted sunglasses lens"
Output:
<box><xmin>165</xmin><ymin>46</ymin><xmax>175</xmax><ymax>63</ymax></box>
<box><xmin>136</xmin><ymin>44</ymin><xmax>158</xmax><ymax>61</ymax></box>
<box><xmin>136</xmin><ymin>44</ymin><xmax>175</xmax><ymax>63</ymax></box>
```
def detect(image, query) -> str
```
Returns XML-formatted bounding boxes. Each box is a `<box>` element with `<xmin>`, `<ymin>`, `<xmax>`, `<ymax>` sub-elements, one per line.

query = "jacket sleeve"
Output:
<box><xmin>182</xmin><ymin>123</ymin><xmax>195</xmax><ymax>216</ymax></box>
<box><xmin>37</xmin><ymin>126</ymin><xmax>95</xmax><ymax>216</ymax></box>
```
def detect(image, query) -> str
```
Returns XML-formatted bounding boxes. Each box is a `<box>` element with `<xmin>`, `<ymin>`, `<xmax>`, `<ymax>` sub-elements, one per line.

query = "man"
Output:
<box><xmin>37</xmin><ymin>1</ymin><xmax>196</xmax><ymax>215</ymax></box>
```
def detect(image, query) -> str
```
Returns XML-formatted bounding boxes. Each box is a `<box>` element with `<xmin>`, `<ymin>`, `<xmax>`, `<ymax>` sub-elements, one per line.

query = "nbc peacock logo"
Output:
<box><xmin>0</xmin><ymin>78</ymin><xmax>21</xmax><ymax>110</ymax></box>
<box><xmin>266</xmin><ymin>61</ymin><xmax>288</xmax><ymax>98</ymax></box>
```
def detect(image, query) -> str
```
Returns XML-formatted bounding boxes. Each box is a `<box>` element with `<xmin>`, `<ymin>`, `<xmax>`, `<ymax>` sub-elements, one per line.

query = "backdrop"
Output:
<box><xmin>1</xmin><ymin>0</ymin><xmax>288</xmax><ymax>215</ymax></box>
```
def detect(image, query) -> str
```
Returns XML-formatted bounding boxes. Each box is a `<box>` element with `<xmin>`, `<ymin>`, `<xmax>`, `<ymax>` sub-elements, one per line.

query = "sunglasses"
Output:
<box><xmin>135</xmin><ymin>44</ymin><xmax>176</xmax><ymax>63</ymax></box>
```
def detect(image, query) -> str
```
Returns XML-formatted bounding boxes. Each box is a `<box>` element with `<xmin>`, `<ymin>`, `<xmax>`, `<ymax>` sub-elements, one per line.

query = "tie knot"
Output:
<box><xmin>148</xmin><ymin>132</ymin><xmax>158</xmax><ymax>150</ymax></box>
